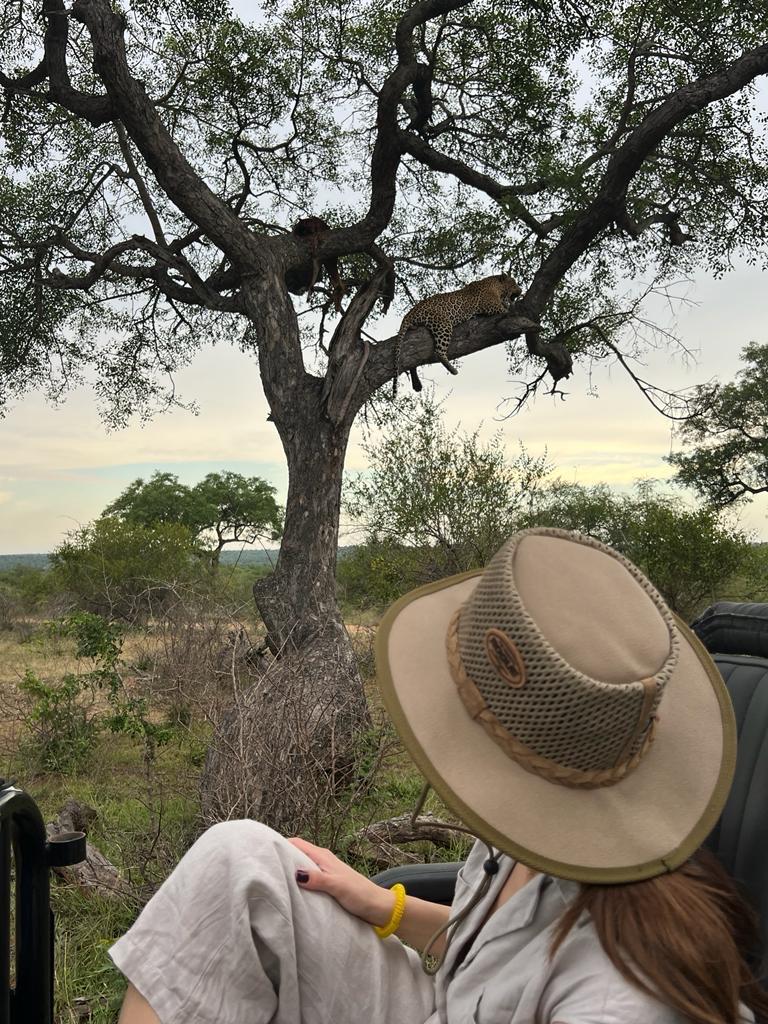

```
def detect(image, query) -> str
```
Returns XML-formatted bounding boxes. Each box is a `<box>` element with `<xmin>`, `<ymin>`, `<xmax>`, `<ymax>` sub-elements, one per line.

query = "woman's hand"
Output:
<box><xmin>286</xmin><ymin>837</ymin><xmax>395</xmax><ymax>927</ymax></box>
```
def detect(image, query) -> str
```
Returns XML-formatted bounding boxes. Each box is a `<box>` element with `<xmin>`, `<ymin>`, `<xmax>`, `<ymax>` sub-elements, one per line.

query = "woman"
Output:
<box><xmin>111</xmin><ymin>528</ymin><xmax>768</xmax><ymax>1023</ymax></box>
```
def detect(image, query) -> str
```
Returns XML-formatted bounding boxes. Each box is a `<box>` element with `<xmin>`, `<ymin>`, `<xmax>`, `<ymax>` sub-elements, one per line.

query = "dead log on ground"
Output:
<box><xmin>46</xmin><ymin>798</ymin><xmax>130</xmax><ymax>897</ymax></box>
<box><xmin>346</xmin><ymin>812</ymin><xmax>464</xmax><ymax>871</ymax></box>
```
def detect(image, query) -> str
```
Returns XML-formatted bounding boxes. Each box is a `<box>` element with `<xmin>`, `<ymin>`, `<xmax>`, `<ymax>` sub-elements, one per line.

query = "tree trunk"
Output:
<box><xmin>201</xmin><ymin>291</ymin><xmax>371</xmax><ymax>836</ymax></box>
<box><xmin>252</xmin><ymin>390</ymin><xmax>351</xmax><ymax>652</ymax></box>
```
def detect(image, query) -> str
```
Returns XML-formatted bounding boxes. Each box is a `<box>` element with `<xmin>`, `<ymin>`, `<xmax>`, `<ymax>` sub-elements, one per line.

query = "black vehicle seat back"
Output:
<box><xmin>692</xmin><ymin>602</ymin><xmax>768</xmax><ymax>660</ymax></box>
<box><xmin>702</xmin><ymin>652</ymin><xmax>768</xmax><ymax>983</ymax></box>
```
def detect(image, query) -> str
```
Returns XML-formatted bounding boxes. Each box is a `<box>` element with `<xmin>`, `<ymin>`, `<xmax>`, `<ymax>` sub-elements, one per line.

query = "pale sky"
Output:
<box><xmin>0</xmin><ymin>259</ymin><xmax>765</xmax><ymax>554</ymax></box>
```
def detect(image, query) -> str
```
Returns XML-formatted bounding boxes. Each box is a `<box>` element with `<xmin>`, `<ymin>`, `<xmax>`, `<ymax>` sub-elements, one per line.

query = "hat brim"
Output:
<box><xmin>375</xmin><ymin>570</ymin><xmax>737</xmax><ymax>883</ymax></box>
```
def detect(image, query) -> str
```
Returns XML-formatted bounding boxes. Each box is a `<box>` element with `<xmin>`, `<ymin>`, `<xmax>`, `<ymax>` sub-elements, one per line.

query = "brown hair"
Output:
<box><xmin>549</xmin><ymin>846</ymin><xmax>768</xmax><ymax>1024</ymax></box>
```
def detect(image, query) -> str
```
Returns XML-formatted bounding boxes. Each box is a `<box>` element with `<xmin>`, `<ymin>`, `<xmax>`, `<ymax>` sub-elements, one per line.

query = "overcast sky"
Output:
<box><xmin>0</xmin><ymin>254</ymin><xmax>765</xmax><ymax>555</ymax></box>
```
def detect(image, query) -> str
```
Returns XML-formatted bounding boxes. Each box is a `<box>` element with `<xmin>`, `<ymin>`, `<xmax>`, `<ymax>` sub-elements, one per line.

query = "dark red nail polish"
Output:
<box><xmin>296</xmin><ymin>870</ymin><xmax>309</xmax><ymax>884</ymax></box>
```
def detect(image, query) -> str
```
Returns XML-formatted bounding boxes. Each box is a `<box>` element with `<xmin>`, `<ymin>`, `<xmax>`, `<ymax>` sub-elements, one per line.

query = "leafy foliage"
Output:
<box><xmin>50</xmin><ymin>518</ymin><xmax>199</xmax><ymax>620</ymax></box>
<box><xmin>104</xmin><ymin>470</ymin><xmax>283</xmax><ymax>562</ymax></box>
<box><xmin>0</xmin><ymin>564</ymin><xmax>57</xmax><ymax>615</ymax></box>
<box><xmin>343</xmin><ymin>397</ymin><xmax>752</xmax><ymax>618</ymax></box>
<box><xmin>344</xmin><ymin>392</ymin><xmax>551</xmax><ymax>577</ymax></box>
<box><xmin>667</xmin><ymin>343</ymin><xmax>768</xmax><ymax>509</ymax></box>
<box><xmin>17</xmin><ymin>612</ymin><xmax>172</xmax><ymax>774</ymax></box>
<box><xmin>524</xmin><ymin>480</ymin><xmax>752</xmax><ymax>619</ymax></box>
<box><xmin>0</xmin><ymin>1</ymin><xmax>767</xmax><ymax>411</ymax></box>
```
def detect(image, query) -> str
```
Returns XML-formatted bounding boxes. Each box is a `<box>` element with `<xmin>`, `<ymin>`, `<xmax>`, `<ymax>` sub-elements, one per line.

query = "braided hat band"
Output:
<box><xmin>446</xmin><ymin>528</ymin><xmax>680</xmax><ymax>789</ymax></box>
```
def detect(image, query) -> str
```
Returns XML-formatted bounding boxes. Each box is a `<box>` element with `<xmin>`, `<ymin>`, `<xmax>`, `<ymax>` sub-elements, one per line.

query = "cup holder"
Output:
<box><xmin>46</xmin><ymin>830</ymin><xmax>87</xmax><ymax>867</ymax></box>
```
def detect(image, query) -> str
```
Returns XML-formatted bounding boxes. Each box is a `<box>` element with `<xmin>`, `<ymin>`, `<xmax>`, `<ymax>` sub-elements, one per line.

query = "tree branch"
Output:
<box><xmin>45</xmin><ymin>234</ymin><xmax>241</xmax><ymax>312</ymax></box>
<box><xmin>398</xmin><ymin>129</ymin><xmax>564</xmax><ymax>237</ymax></box>
<box><xmin>360</xmin><ymin>312</ymin><xmax>538</xmax><ymax>402</ymax></box>
<box><xmin>70</xmin><ymin>0</ymin><xmax>265</xmax><ymax>271</ymax></box>
<box><xmin>521</xmin><ymin>41</ymin><xmax>768</xmax><ymax>319</ymax></box>
<box><xmin>275</xmin><ymin>0</ymin><xmax>475</xmax><ymax>269</ymax></box>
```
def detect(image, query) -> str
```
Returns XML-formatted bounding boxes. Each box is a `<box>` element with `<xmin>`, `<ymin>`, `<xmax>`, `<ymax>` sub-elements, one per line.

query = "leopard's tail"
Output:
<box><xmin>392</xmin><ymin>322</ymin><xmax>407</xmax><ymax>399</ymax></box>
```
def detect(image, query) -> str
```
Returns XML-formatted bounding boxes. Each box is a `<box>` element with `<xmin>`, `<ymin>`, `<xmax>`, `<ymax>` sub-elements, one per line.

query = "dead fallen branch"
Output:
<box><xmin>46</xmin><ymin>798</ymin><xmax>130</xmax><ymax>898</ymax></box>
<box><xmin>346</xmin><ymin>812</ymin><xmax>461</xmax><ymax>870</ymax></box>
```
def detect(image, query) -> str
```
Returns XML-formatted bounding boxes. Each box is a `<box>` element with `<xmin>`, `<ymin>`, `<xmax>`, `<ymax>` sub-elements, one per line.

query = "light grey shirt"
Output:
<box><xmin>431</xmin><ymin>840</ymin><xmax>755</xmax><ymax>1024</ymax></box>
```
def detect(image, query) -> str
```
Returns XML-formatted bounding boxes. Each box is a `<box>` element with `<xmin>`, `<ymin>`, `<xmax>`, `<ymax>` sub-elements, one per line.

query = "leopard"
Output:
<box><xmin>392</xmin><ymin>273</ymin><xmax>523</xmax><ymax>397</ymax></box>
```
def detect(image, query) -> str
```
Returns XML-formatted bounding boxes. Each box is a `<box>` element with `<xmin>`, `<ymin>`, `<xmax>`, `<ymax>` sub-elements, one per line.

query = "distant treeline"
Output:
<box><xmin>0</xmin><ymin>553</ymin><xmax>51</xmax><ymax>570</ymax></box>
<box><xmin>0</xmin><ymin>546</ymin><xmax>358</xmax><ymax>571</ymax></box>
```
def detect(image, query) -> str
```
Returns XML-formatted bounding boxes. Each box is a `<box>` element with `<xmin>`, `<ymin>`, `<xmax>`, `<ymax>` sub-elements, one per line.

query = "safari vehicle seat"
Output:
<box><xmin>3</xmin><ymin>603</ymin><xmax>768</xmax><ymax>1022</ymax></box>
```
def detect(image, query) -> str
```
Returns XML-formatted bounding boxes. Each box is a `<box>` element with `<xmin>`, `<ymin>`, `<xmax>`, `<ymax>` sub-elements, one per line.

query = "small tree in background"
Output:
<box><xmin>103</xmin><ymin>472</ymin><xmax>201</xmax><ymax>530</ymax></box>
<box><xmin>668</xmin><ymin>344</ymin><xmax>768</xmax><ymax>511</ymax></box>
<box><xmin>344</xmin><ymin>398</ymin><xmax>753</xmax><ymax>620</ymax></box>
<box><xmin>105</xmin><ymin>470</ymin><xmax>283</xmax><ymax>566</ymax></box>
<box><xmin>51</xmin><ymin>518</ymin><xmax>199</xmax><ymax>620</ymax></box>
<box><xmin>343</xmin><ymin>393</ymin><xmax>551</xmax><ymax>584</ymax></box>
<box><xmin>191</xmin><ymin>472</ymin><xmax>283</xmax><ymax>565</ymax></box>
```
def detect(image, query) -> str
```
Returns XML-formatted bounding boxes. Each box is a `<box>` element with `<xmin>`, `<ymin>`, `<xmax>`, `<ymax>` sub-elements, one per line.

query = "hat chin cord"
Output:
<box><xmin>410</xmin><ymin>781</ymin><xmax>501</xmax><ymax>975</ymax></box>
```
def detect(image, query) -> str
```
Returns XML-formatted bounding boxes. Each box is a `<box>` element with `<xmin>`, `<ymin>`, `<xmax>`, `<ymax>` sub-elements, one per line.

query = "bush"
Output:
<box><xmin>343</xmin><ymin>392</ymin><xmax>550</xmax><ymax>579</ymax></box>
<box><xmin>337</xmin><ymin>536</ymin><xmax>435</xmax><ymax>610</ymax></box>
<box><xmin>17</xmin><ymin>612</ymin><xmax>172</xmax><ymax>774</ymax></box>
<box><xmin>525</xmin><ymin>481</ymin><xmax>752</xmax><ymax>620</ymax></box>
<box><xmin>50</xmin><ymin>518</ymin><xmax>201</xmax><ymax>621</ymax></box>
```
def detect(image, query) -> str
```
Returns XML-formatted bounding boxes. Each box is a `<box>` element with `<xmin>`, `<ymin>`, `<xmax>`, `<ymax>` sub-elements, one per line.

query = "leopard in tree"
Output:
<box><xmin>392</xmin><ymin>273</ymin><xmax>523</xmax><ymax>397</ymax></box>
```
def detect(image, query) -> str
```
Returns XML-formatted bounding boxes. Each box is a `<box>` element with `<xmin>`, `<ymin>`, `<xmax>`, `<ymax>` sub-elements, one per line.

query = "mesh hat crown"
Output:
<box><xmin>447</xmin><ymin>528</ymin><xmax>680</xmax><ymax>789</ymax></box>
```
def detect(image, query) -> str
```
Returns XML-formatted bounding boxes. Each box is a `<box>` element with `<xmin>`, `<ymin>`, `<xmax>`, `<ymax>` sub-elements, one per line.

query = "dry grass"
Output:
<box><xmin>0</xmin><ymin>605</ymin><xmax>471</xmax><ymax>1022</ymax></box>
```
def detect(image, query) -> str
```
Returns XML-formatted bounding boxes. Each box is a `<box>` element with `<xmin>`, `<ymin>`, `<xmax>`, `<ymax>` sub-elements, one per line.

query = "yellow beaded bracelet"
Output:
<box><xmin>373</xmin><ymin>883</ymin><xmax>407</xmax><ymax>939</ymax></box>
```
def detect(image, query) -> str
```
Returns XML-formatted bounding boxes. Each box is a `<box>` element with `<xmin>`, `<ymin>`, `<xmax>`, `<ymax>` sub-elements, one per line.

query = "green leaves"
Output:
<box><xmin>17</xmin><ymin>611</ymin><xmax>172</xmax><ymax>774</ymax></box>
<box><xmin>50</xmin><ymin>518</ymin><xmax>200</xmax><ymax>620</ymax></box>
<box><xmin>343</xmin><ymin>394</ymin><xmax>753</xmax><ymax>619</ymax></box>
<box><xmin>102</xmin><ymin>469</ymin><xmax>284</xmax><ymax>562</ymax></box>
<box><xmin>668</xmin><ymin>343</ymin><xmax>768</xmax><ymax>509</ymax></box>
<box><xmin>343</xmin><ymin>391</ymin><xmax>551</xmax><ymax>574</ymax></box>
<box><xmin>1</xmin><ymin>0</ymin><xmax>767</xmax><ymax>417</ymax></box>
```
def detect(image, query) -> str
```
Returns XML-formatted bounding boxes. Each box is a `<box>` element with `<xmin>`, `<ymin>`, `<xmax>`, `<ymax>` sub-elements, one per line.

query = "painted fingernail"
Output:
<box><xmin>296</xmin><ymin>870</ymin><xmax>309</xmax><ymax>884</ymax></box>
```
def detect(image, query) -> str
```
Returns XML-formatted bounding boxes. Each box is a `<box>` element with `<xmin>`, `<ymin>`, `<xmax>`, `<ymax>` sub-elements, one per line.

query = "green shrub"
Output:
<box><xmin>343</xmin><ymin>393</ymin><xmax>550</xmax><ymax>579</ymax></box>
<box><xmin>50</xmin><ymin>518</ymin><xmax>201</xmax><ymax>621</ymax></box>
<box><xmin>18</xmin><ymin>667</ymin><xmax>98</xmax><ymax>773</ymax></box>
<box><xmin>337</xmin><ymin>536</ymin><xmax>432</xmax><ymax>610</ymax></box>
<box><xmin>17</xmin><ymin>612</ymin><xmax>172</xmax><ymax>774</ymax></box>
<box><xmin>524</xmin><ymin>481</ymin><xmax>752</xmax><ymax>620</ymax></box>
<box><xmin>0</xmin><ymin>564</ymin><xmax>57</xmax><ymax>610</ymax></box>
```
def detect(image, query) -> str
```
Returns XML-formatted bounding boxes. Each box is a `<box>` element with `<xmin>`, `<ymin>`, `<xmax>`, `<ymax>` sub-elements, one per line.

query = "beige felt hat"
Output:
<box><xmin>375</xmin><ymin>527</ymin><xmax>737</xmax><ymax>883</ymax></box>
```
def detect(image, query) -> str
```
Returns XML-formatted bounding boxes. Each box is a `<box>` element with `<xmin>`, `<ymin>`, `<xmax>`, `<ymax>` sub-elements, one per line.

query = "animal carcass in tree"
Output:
<box><xmin>284</xmin><ymin>216</ymin><xmax>346</xmax><ymax>313</ymax></box>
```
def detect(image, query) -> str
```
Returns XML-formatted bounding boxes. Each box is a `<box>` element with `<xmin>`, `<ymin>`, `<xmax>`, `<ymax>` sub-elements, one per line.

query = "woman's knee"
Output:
<box><xmin>186</xmin><ymin>819</ymin><xmax>297</xmax><ymax>876</ymax></box>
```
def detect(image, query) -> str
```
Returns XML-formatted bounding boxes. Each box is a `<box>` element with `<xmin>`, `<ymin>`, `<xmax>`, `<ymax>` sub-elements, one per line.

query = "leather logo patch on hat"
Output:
<box><xmin>484</xmin><ymin>629</ymin><xmax>526</xmax><ymax>687</ymax></box>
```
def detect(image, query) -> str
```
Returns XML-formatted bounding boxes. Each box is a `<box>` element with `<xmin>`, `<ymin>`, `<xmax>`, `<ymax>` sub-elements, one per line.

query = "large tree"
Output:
<box><xmin>2</xmin><ymin>0</ymin><xmax>768</xmax><ymax>823</ymax></box>
<box><xmin>104</xmin><ymin>469</ymin><xmax>283</xmax><ymax>563</ymax></box>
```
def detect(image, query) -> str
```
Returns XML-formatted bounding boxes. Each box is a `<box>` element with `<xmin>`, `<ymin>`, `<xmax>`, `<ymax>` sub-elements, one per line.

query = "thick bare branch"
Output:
<box><xmin>359</xmin><ymin>312</ymin><xmax>538</xmax><ymax>404</ymax></box>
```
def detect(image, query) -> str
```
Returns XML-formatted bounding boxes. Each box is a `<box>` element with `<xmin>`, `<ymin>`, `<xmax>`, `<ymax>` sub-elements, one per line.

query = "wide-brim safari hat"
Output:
<box><xmin>375</xmin><ymin>527</ymin><xmax>737</xmax><ymax>884</ymax></box>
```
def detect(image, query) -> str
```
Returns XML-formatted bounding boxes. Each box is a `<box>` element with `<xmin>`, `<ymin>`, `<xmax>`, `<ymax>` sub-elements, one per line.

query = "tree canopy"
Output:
<box><xmin>668</xmin><ymin>343</ymin><xmax>768</xmax><ymax>509</ymax></box>
<box><xmin>1</xmin><ymin>0</ymin><xmax>767</xmax><ymax>418</ymax></box>
<box><xmin>104</xmin><ymin>470</ymin><xmax>283</xmax><ymax>561</ymax></box>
